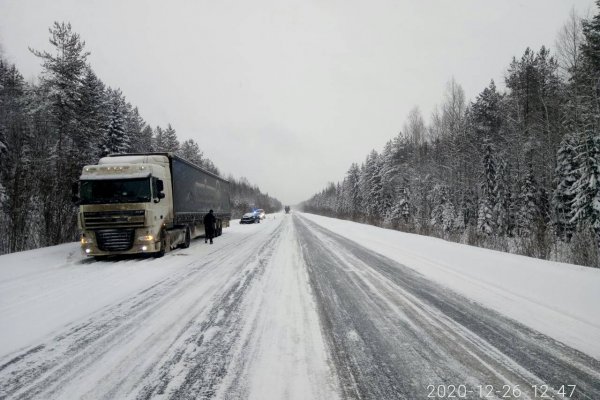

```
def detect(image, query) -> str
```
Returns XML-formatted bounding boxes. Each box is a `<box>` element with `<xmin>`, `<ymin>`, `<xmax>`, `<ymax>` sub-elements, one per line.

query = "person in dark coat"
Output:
<box><xmin>203</xmin><ymin>209</ymin><xmax>217</xmax><ymax>244</ymax></box>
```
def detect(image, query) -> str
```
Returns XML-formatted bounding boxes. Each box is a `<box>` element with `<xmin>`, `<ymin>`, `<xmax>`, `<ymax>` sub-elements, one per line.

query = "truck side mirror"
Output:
<box><xmin>154</xmin><ymin>179</ymin><xmax>165</xmax><ymax>203</ymax></box>
<box><xmin>71</xmin><ymin>182</ymin><xmax>80</xmax><ymax>204</ymax></box>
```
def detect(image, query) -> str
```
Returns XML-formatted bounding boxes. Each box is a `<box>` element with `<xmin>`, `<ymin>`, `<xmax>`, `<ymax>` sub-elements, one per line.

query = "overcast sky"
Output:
<box><xmin>0</xmin><ymin>0</ymin><xmax>594</xmax><ymax>204</ymax></box>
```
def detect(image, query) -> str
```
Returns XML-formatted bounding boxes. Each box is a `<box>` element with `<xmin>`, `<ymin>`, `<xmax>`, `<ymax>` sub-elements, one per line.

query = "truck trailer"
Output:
<box><xmin>75</xmin><ymin>153</ymin><xmax>231</xmax><ymax>258</ymax></box>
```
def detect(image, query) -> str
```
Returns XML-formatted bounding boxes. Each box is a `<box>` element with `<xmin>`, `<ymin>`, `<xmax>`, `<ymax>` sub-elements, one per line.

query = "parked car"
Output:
<box><xmin>240</xmin><ymin>211</ymin><xmax>260</xmax><ymax>224</ymax></box>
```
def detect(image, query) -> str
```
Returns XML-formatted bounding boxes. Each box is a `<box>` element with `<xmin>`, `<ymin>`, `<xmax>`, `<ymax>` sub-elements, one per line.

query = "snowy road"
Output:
<box><xmin>295</xmin><ymin>216</ymin><xmax>600</xmax><ymax>400</ymax></box>
<box><xmin>1</xmin><ymin>213</ymin><xmax>599</xmax><ymax>399</ymax></box>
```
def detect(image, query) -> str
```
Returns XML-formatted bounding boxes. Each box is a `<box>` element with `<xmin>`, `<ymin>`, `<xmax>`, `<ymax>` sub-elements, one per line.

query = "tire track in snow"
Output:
<box><xmin>136</xmin><ymin>222</ymin><xmax>285</xmax><ymax>400</ymax></box>
<box><xmin>0</xmin><ymin>221</ymin><xmax>284</xmax><ymax>400</ymax></box>
<box><xmin>295</xmin><ymin>215</ymin><xmax>600</xmax><ymax>400</ymax></box>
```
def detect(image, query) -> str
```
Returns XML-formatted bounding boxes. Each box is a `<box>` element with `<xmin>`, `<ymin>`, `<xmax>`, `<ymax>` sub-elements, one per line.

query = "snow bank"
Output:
<box><xmin>0</xmin><ymin>243</ymin><xmax>178</xmax><ymax>356</ymax></box>
<box><xmin>301</xmin><ymin>213</ymin><xmax>600</xmax><ymax>359</ymax></box>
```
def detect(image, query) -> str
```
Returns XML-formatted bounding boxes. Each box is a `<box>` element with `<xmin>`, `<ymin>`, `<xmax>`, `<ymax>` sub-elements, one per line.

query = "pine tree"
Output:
<box><xmin>477</xmin><ymin>140</ymin><xmax>497</xmax><ymax>234</ymax></box>
<box><xmin>163</xmin><ymin>124</ymin><xmax>179</xmax><ymax>152</ymax></box>
<box><xmin>139</xmin><ymin>125</ymin><xmax>153</xmax><ymax>153</ymax></box>
<box><xmin>553</xmin><ymin>133</ymin><xmax>579</xmax><ymax>239</ymax></box>
<box><xmin>30</xmin><ymin>22</ymin><xmax>90</xmax><ymax>246</ymax></box>
<box><xmin>566</xmin><ymin>0</ymin><xmax>600</xmax><ymax>243</ymax></box>
<box><xmin>431</xmin><ymin>184</ymin><xmax>455</xmax><ymax>232</ymax></box>
<box><xmin>360</xmin><ymin>150</ymin><xmax>383</xmax><ymax>221</ymax></box>
<box><xmin>152</xmin><ymin>126</ymin><xmax>164</xmax><ymax>152</ymax></box>
<box><xmin>178</xmin><ymin>139</ymin><xmax>204</xmax><ymax>166</ymax></box>
<box><xmin>0</xmin><ymin>59</ymin><xmax>35</xmax><ymax>252</ymax></box>
<box><xmin>517</xmin><ymin>165</ymin><xmax>539</xmax><ymax>236</ymax></box>
<box><xmin>378</xmin><ymin>140</ymin><xmax>397</xmax><ymax>219</ymax></box>
<box><xmin>126</xmin><ymin>107</ymin><xmax>148</xmax><ymax>153</ymax></box>
<box><xmin>201</xmin><ymin>158</ymin><xmax>220</xmax><ymax>176</ymax></box>
<box><xmin>153</xmin><ymin>124</ymin><xmax>179</xmax><ymax>152</ymax></box>
<box><xmin>494</xmin><ymin>158</ymin><xmax>510</xmax><ymax>235</ymax></box>
<box><xmin>102</xmin><ymin>88</ymin><xmax>129</xmax><ymax>156</ymax></box>
<box><xmin>345</xmin><ymin>163</ymin><xmax>361</xmax><ymax>219</ymax></box>
<box><xmin>570</xmin><ymin>125</ymin><xmax>600</xmax><ymax>235</ymax></box>
<box><xmin>471</xmin><ymin>80</ymin><xmax>503</xmax><ymax>143</ymax></box>
<box><xmin>78</xmin><ymin>66</ymin><xmax>106</xmax><ymax>162</ymax></box>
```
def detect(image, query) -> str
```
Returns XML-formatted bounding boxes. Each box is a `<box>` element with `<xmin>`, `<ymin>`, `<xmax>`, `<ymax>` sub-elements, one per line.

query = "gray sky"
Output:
<box><xmin>0</xmin><ymin>0</ymin><xmax>594</xmax><ymax>204</ymax></box>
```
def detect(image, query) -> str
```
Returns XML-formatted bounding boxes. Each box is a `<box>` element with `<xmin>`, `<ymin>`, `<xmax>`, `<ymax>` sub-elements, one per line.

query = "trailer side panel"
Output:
<box><xmin>171</xmin><ymin>157</ymin><xmax>231</xmax><ymax>221</ymax></box>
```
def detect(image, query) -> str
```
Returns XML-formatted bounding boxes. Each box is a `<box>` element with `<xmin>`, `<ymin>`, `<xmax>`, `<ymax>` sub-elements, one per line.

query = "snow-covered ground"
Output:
<box><xmin>302</xmin><ymin>212</ymin><xmax>600</xmax><ymax>359</ymax></box>
<box><xmin>0</xmin><ymin>215</ymin><xmax>338</xmax><ymax>399</ymax></box>
<box><xmin>1</xmin><ymin>212</ymin><xmax>599</xmax><ymax>399</ymax></box>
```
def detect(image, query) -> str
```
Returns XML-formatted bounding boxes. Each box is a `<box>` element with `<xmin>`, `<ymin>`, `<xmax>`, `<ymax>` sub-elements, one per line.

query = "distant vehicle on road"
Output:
<box><xmin>240</xmin><ymin>211</ymin><xmax>260</xmax><ymax>224</ymax></box>
<box><xmin>256</xmin><ymin>209</ymin><xmax>266</xmax><ymax>219</ymax></box>
<box><xmin>284</xmin><ymin>206</ymin><xmax>290</xmax><ymax>214</ymax></box>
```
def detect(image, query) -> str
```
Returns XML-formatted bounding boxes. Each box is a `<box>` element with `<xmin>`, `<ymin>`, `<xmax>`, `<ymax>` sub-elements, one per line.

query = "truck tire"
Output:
<box><xmin>181</xmin><ymin>227</ymin><xmax>191</xmax><ymax>249</ymax></box>
<box><xmin>155</xmin><ymin>230</ymin><xmax>167</xmax><ymax>257</ymax></box>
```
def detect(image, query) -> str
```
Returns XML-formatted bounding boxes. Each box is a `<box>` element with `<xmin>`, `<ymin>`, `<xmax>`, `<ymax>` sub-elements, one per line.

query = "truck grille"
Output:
<box><xmin>83</xmin><ymin>210</ymin><xmax>145</xmax><ymax>228</ymax></box>
<box><xmin>95</xmin><ymin>229</ymin><xmax>135</xmax><ymax>251</ymax></box>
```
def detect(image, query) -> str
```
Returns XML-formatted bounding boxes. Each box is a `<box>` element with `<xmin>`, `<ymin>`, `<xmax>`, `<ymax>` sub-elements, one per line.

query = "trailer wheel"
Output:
<box><xmin>181</xmin><ymin>227</ymin><xmax>191</xmax><ymax>248</ymax></box>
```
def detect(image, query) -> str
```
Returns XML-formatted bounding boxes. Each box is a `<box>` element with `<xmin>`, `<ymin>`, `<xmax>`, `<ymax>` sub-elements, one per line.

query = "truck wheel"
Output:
<box><xmin>155</xmin><ymin>230</ymin><xmax>167</xmax><ymax>257</ymax></box>
<box><xmin>181</xmin><ymin>227</ymin><xmax>191</xmax><ymax>249</ymax></box>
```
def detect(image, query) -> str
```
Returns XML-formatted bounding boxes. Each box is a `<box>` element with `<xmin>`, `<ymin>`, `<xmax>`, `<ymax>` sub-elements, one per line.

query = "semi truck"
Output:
<box><xmin>74</xmin><ymin>153</ymin><xmax>231</xmax><ymax>258</ymax></box>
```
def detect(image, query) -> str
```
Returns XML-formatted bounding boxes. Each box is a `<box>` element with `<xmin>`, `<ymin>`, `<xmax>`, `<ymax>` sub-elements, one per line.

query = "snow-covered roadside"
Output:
<box><xmin>0</xmin><ymin>242</ymin><xmax>175</xmax><ymax>356</ymax></box>
<box><xmin>0</xmin><ymin>220</ymin><xmax>255</xmax><ymax>358</ymax></box>
<box><xmin>300</xmin><ymin>213</ymin><xmax>600</xmax><ymax>359</ymax></box>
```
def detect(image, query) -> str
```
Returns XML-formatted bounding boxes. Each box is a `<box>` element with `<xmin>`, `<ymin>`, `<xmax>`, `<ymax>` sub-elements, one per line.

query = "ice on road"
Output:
<box><xmin>0</xmin><ymin>213</ymin><xmax>599</xmax><ymax>399</ymax></box>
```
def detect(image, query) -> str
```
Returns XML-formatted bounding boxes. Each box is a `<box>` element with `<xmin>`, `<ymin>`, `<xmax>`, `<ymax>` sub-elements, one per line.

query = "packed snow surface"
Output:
<box><xmin>0</xmin><ymin>212</ymin><xmax>599</xmax><ymax>399</ymax></box>
<box><xmin>302</xmin><ymin>213</ymin><xmax>600</xmax><ymax>359</ymax></box>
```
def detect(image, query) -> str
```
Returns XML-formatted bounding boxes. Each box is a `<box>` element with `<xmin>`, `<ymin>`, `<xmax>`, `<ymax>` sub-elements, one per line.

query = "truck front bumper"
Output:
<box><xmin>80</xmin><ymin>229</ymin><xmax>160</xmax><ymax>256</ymax></box>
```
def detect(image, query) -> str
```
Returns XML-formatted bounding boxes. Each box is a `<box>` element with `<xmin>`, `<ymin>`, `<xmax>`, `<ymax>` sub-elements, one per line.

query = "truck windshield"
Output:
<box><xmin>80</xmin><ymin>178</ymin><xmax>152</xmax><ymax>204</ymax></box>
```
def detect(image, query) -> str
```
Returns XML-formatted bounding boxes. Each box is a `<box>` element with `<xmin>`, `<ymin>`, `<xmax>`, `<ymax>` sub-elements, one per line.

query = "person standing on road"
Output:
<box><xmin>203</xmin><ymin>209</ymin><xmax>217</xmax><ymax>244</ymax></box>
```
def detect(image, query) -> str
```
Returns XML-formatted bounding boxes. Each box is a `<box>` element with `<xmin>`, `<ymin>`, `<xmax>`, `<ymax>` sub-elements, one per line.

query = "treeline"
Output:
<box><xmin>0</xmin><ymin>22</ymin><xmax>279</xmax><ymax>254</ymax></box>
<box><xmin>302</xmin><ymin>6</ymin><xmax>600</xmax><ymax>267</ymax></box>
<box><xmin>228</xmin><ymin>176</ymin><xmax>282</xmax><ymax>218</ymax></box>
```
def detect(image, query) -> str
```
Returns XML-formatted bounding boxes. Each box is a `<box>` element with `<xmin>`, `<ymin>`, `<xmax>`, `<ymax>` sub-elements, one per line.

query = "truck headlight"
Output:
<box><xmin>138</xmin><ymin>235</ymin><xmax>154</xmax><ymax>242</ymax></box>
<box><xmin>81</xmin><ymin>236</ymin><xmax>93</xmax><ymax>245</ymax></box>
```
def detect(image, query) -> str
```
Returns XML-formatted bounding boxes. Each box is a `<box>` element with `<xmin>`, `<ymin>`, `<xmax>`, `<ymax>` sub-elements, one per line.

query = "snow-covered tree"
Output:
<box><xmin>360</xmin><ymin>150</ymin><xmax>383</xmax><ymax>221</ymax></box>
<box><xmin>494</xmin><ymin>158</ymin><xmax>510</xmax><ymax>235</ymax></box>
<box><xmin>163</xmin><ymin>124</ymin><xmax>180</xmax><ymax>152</ymax></box>
<box><xmin>570</xmin><ymin>126</ymin><xmax>600</xmax><ymax>235</ymax></box>
<box><xmin>431</xmin><ymin>184</ymin><xmax>455</xmax><ymax>232</ymax></box>
<box><xmin>102</xmin><ymin>88</ymin><xmax>129</xmax><ymax>156</ymax></box>
<box><xmin>126</xmin><ymin>107</ymin><xmax>149</xmax><ymax>153</ymax></box>
<box><xmin>553</xmin><ymin>133</ymin><xmax>579</xmax><ymax>239</ymax></box>
<box><xmin>516</xmin><ymin>165</ymin><xmax>539</xmax><ymax>236</ymax></box>
<box><xmin>30</xmin><ymin>21</ymin><xmax>91</xmax><ymax>245</ymax></box>
<box><xmin>178</xmin><ymin>139</ymin><xmax>204</xmax><ymax>166</ymax></box>
<box><xmin>477</xmin><ymin>140</ymin><xmax>497</xmax><ymax>234</ymax></box>
<box><xmin>78</xmin><ymin>66</ymin><xmax>106</xmax><ymax>161</ymax></box>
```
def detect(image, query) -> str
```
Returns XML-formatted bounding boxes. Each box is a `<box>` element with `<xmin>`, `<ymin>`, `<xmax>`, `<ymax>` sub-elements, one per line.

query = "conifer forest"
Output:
<box><xmin>0</xmin><ymin>23</ymin><xmax>281</xmax><ymax>254</ymax></box>
<box><xmin>303</xmin><ymin>6</ymin><xmax>600</xmax><ymax>267</ymax></box>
